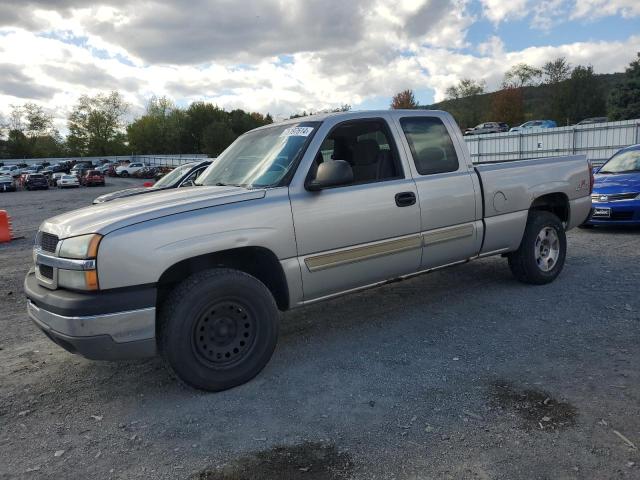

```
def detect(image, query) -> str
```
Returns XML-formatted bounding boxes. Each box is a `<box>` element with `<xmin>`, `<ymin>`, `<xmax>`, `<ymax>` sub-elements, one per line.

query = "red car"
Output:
<box><xmin>81</xmin><ymin>170</ymin><xmax>106</xmax><ymax>187</ymax></box>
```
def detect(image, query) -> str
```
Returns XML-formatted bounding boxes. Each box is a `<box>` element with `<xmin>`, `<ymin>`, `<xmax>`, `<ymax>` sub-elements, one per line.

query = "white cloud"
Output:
<box><xmin>479</xmin><ymin>0</ymin><xmax>528</xmax><ymax>24</ymax></box>
<box><xmin>0</xmin><ymin>0</ymin><xmax>638</xmax><ymax>134</ymax></box>
<box><xmin>571</xmin><ymin>0</ymin><xmax>640</xmax><ymax>20</ymax></box>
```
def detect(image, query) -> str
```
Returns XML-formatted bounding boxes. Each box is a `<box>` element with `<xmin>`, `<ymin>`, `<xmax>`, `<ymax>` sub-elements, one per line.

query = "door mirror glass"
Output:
<box><xmin>307</xmin><ymin>160</ymin><xmax>354</xmax><ymax>191</ymax></box>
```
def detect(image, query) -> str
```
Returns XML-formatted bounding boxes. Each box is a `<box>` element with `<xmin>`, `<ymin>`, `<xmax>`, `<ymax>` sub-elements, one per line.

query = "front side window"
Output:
<box><xmin>400</xmin><ymin>117</ymin><xmax>459</xmax><ymax>175</ymax></box>
<box><xmin>309</xmin><ymin>119</ymin><xmax>402</xmax><ymax>186</ymax></box>
<box><xmin>197</xmin><ymin>121</ymin><xmax>319</xmax><ymax>188</ymax></box>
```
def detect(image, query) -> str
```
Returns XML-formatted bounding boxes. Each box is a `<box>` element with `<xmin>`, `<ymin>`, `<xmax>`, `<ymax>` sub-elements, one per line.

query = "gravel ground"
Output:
<box><xmin>1</xmin><ymin>180</ymin><xmax>639</xmax><ymax>479</ymax></box>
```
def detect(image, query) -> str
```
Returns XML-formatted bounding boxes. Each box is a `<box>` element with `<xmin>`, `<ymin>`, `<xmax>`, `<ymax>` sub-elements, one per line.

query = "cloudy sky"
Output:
<box><xmin>0</xmin><ymin>0</ymin><xmax>639</xmax><ymax>131</ymax></box>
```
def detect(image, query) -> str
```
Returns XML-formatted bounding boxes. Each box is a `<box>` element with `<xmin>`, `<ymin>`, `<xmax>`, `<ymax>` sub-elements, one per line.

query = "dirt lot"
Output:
<box><xmin>1</xmin><ymin>180</ymin><xmax>639</xmax><ymax>479</ymax></box>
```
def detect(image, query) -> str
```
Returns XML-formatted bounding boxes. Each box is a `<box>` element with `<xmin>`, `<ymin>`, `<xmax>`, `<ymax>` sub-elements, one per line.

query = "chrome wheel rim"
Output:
<box><xmin>535</xmin><ymin>226</ymin><xmax>560</xmax><ymax>272</ymax></box>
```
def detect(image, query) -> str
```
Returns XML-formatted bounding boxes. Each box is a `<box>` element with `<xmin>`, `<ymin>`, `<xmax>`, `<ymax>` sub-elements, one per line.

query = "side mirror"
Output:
<box><xmin>591</xmin><ymin>166</ymin><xmax>600</xmax><ymax>174</ymax></box>
<box><xmin>307</xmin><ymin>160</ymin><xmax>354</xmax><ymax>191</ymax></box>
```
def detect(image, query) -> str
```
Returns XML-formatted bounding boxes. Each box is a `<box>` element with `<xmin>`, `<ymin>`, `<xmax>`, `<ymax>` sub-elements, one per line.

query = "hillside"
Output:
<box><xmin>424</xmin><ymin>72</ymin><xmax>625</xmax><ymax>129</ymax></box>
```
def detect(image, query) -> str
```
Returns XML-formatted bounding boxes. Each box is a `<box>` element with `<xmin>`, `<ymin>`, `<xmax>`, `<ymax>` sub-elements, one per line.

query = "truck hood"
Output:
<box><xmin>41</xmin><ymin>185</ymin><xmax>266</xmax><ymax>238</ymax></box>
<box><xmin>93</xmin><ymin>186</ymin><xmax>169</xmax><ymax>204</ymax></box>
<box><xmin>593</xmin><ymin>172</ymin><xmax>640</xmax><ymax>194</ymax></box>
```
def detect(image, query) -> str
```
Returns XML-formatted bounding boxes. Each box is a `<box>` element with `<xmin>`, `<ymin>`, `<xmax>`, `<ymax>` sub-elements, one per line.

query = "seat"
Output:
<box><xmin>352</xmin><ymin>139</ymin><xmax>380</xmax><ymax>182</ymax></box>
<box><xmin>376</xmin><ymin>150</ymin><xmax>396</xmax><ymax>179</ymax></box>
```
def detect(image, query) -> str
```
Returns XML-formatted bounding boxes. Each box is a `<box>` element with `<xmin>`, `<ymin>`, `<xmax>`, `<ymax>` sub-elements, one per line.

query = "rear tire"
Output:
<box><xmin>508</xmin><ymin>211</ymin><xmax>567</xmax><ymax>285</ymax></box>
<box><xmin>159</xmin><ymin>268</ymin><xmax>279</xmax><ymax>391</ymax></box>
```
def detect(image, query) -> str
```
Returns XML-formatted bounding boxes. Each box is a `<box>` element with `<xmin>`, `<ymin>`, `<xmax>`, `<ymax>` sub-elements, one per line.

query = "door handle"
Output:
<box><xmin>395</xmin><ymin>191</ymin><xmax>416</xmax><ymax>207</ymax></box>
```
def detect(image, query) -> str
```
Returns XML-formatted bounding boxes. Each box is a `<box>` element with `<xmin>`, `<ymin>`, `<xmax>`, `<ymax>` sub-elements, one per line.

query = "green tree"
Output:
<box><xmin>503</xmin><ymin>63</ymin><xmax>542</xmax><ymax>88</ymax></box>
<box><xmin>390</xmin><ymin>89</ymin><xmax>417</xmax><ymax>109</ymax></box>
<box><xmin>543</xmin><ymin>57</ymin><xmax>571</xmax><ymax>84</ymax></box>
<box><xmin>67</xmin><ymin>91</ymin><xmax>129</xmax><ymax>156</ymax></box>
<box><xmin>202</xmin><ymin>122</ymin><xmax>237</xmax><ymax>156</ymax></box>
<box><xmin>445</xmin><ymin>78</ymin><xmax>485</xmax><ymax>100</ymax></box>
<box><xmin>6</xmin><ymin>129</ymin><xmax>30</xmax><ymax>158</ymax></box>
<box><xmin>608</xmin><ymin>52</ymin><xmax>640</xmax><ymax>121</ymax></box>
<box><xmin>556</xmin><ymin>65</ymin><xmax>606</xmax><ymax>125</ymax></box>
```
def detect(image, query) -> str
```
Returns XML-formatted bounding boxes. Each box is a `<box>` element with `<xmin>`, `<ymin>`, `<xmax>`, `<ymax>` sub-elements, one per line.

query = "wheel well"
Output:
<box><xmin>156</xmin><ymin>247</ymin><xmax>289</xmax><ymax>311</ymax></box>
<box><xmin>530</xmin><ymin>193</ymin><xmax>569</xmax><ymax>224</ymax></box>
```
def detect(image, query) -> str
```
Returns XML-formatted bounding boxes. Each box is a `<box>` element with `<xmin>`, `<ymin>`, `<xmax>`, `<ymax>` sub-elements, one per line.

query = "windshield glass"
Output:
<box><xmin>599</xmin><ymin>149</ymin><xmax>640</xmax><ymax>174</ymax></box>
<box><xmin>155</xmin><ymin>163</ymin><xmax>193</xmax><ymax>187</ymax></box>
<box><xmin>197</xmin><ymin>121</ymin><xmax>319</xmax><ymax>188</ymax></box>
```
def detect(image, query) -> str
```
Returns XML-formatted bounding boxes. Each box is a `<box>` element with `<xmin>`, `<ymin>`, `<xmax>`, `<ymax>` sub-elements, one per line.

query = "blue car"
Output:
<box><xmin>509</xmin><ymin>119</ymin><xmax>557</xmax><ymax>132</ymax></box>
<box><xmin>586</xmin><ymin>144</ymin><xmax>640</xmax><ymax>226</ymax></box>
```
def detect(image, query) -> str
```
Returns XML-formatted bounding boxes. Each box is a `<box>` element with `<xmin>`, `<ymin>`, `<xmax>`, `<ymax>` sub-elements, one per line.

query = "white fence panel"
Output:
<box><xmin>1</xmin><ymin>154</ymin><xmax>208</xmax><ymax>168</ymax></box>
<box><xmin>464</xmin><ymin>119</ymin><xmax>640</xmax><ymax>166</ymax></box>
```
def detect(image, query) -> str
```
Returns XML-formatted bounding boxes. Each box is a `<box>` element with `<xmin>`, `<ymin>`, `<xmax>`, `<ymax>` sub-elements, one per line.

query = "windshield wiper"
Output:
<box><xmin>213</xmin><ymin>182</ymin><xmax>250</xmax><ymax>188</ymax></box>
<box><xmin>599</xmin><ymin>170</ymin><xmax>639</xmax><ymax>174</ymax></box>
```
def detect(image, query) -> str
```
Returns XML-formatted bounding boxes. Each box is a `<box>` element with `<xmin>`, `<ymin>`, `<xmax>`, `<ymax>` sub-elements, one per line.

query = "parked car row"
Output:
<box><xmin>464</xmin><ymin>117</ymin><xmax>611</xmax><ymax>137</ymax></box>
<box><xmin>0</xmin><ymin>169</ymin><xmax>106</xmax><ymax>192</ymax></box>
<box><xmin>93</xmin><ymin>160</ymin><xmax>211</xmax><ymax>203</ymax></box>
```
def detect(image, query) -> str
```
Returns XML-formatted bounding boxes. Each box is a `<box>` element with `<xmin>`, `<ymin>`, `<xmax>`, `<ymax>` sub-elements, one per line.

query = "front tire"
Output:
<box><xmin>159</xmin><ymin>268</ymin><xmax>279</xmax><ymax>391</ymax></box>
<box><xmin>508</xmin><ymin>211</ymin><xmax>567</xmax><ymax>285</ymax></box>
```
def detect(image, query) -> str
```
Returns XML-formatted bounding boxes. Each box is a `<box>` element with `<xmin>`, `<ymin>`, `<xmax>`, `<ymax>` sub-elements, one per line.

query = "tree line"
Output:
<box><xmin>2</xmin><ymin>52</ymin><xmax>639</xmax><ymax>159</ymax></box>
<box><xmin>0</xmin><ymin>94</ymin><xmax>273</xmax><ymax>159</ymax></box>
<box><xmin>391</xmin><ymin>51</ymin><xmax>640</xmax><ymax>129</ymax></box>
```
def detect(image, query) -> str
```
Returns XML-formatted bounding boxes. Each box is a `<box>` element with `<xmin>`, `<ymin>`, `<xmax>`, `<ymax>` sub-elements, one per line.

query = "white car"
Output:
<box><xmin>116</xmin><ymin>162</ymin><xmax>147</xmax><ymax>177</ymax></box>
<box><xmin>58</xmin><ymin>174</ymin><xmax>80</xmax><ymax>188</ymax></box>
<box><xmin>0</xmin><ymin>165</ymin><xmax>20</xmax><ymax>177</ymax></box>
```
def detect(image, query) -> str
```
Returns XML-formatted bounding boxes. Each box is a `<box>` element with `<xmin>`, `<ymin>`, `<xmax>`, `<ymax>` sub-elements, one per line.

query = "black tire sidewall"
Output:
<box><xmin>512</xmin><ymin>212</ymin><xmax>567</xmax><ymax>283</ymax></box>
<box><xmin>161</xmin><ymin>269</ymin><xmax>279</xmax><ymax>391</ymax></box>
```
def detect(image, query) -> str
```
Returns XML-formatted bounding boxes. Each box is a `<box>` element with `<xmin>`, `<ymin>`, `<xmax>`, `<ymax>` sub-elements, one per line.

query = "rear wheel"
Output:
<box><xmin>159</xmin><ymin>268</ymin><xmax>279</xmax><ymax>391</ymax></box>
<box><xmin>508</xmin><ymin>211</ymin><xmax>567</xmax><ymax>284</ymax></box>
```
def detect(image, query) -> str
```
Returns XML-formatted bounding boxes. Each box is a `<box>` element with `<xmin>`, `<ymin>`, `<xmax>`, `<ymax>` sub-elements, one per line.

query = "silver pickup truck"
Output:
<box><xmin>25</xmin><ymin>110</ymin><xmax>592</xmax><ymax>391</ymax></box>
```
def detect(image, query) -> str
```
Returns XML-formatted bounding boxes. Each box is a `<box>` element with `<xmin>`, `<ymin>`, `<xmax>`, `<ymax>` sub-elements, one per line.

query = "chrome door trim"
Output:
<box><xmin>304</xmin><ymin>234</ymin><xmax>423</xmax><ymax>272</ymax></box>
<box><xmin>422</xmin><ymin>223</ymin><xmax>475</xmax><ymax>246</ymax></box>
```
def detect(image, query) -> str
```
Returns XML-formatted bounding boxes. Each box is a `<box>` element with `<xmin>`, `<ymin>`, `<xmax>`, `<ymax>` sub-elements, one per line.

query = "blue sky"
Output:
<box><xmin>0</xmin><ymin>0</ymin><xmax>639</xmax><ymax>127</ymax></box>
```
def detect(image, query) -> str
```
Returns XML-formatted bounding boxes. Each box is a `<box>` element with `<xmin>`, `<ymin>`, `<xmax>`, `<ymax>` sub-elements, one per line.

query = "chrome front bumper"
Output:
<box><xmin>27</xmin><ymin>301</ymin><xmax>157</xmax><ymax>360</ymax></box>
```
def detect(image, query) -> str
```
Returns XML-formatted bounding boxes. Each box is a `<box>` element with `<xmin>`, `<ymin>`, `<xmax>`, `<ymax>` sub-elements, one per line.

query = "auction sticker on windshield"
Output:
<box><xmin>280</xmin><ymin>126</ymin><xmax>314</xmax><ymax>137</ymax></box>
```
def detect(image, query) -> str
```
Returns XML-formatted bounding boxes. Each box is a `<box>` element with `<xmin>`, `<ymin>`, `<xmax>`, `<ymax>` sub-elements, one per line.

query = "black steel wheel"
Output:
<box><xmin>191</xmin><ymin>300</ymin><xmax>257</xmax><ymax>367</ymax></box>
<box><xmin>159</xmin><ymin>268</ymin><xmax>279</xmax><ymax>391</ymax></box>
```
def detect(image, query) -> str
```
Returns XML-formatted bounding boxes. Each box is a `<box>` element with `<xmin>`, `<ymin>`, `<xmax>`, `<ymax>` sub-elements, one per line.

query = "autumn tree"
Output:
<box><xmin>490</xmin><ymin>87</ymin><xmax>525</xmax><ymax>127</ymax></box>
<box><xmin>608</xmin><ymin>52</ymin><xmax>640</xmax><ymax>121</ymax></box>
<box><xmin>390</xmin><ymin>89</ymin><xmax>418</xmax><ymax>109</ymax></box>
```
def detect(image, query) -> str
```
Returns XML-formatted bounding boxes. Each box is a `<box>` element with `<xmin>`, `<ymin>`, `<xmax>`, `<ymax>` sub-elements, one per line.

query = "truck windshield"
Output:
<box><xmin>599</xmin><ymin>150</ymin><xmax>640</xmax><ymax>174</ymax></box>
<box><xmin>197</xmin><ymin>121</ymin><xmax>319</xmax><ymax>188</ymax></box>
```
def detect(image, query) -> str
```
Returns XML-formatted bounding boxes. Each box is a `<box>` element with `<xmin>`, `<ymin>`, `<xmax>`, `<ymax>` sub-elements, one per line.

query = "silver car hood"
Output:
<box><xmin>40</xmin><ymin>186</ymin><xmax>266</xmax><ymax>238</ymax></box>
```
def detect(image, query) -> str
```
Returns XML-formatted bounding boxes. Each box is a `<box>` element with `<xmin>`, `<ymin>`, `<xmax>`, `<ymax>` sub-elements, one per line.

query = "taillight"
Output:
<box><xmin>588</xmin><ymin>161</ymin><xmax>594</xmax><ymax>195</ymax></box>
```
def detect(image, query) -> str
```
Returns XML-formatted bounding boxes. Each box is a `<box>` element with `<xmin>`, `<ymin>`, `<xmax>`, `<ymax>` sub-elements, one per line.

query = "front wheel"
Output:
<box><xmin>508</xmin><ymin>211</ymin><xmax>567</xmax><ymax>285</ymax></box>
<box><xmin>159</xmin><ymin>268</ymin><xmax>279</xmax><ymax>391</ymax></box>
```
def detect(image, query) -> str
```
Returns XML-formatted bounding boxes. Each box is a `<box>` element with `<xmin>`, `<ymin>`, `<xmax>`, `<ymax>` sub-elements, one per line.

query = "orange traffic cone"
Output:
<box><xmin>0</xmin><ymin>210</ymin><xmax>13</xmax><ymax>243</ymax></box>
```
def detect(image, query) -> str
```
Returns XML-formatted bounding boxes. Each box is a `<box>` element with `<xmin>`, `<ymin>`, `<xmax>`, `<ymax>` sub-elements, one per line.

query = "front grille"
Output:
<box><xmin>39</xmin><ymin>264</ymin><xmax>54</xmax><ymax>279</ymax></box>
<box><xmin>591</xmin><ymin>192</ymin><xmax>638</xmax><ymax>202</ymax></box>
<box><xmin>611</xmin><ymin>211</ymin><xmax>635</xmax><ymax>220</ymax></box>
<box><xmin>39</xmin><ymin>232</ymin><xmax>59</xmax><ymax>253</ymax></box>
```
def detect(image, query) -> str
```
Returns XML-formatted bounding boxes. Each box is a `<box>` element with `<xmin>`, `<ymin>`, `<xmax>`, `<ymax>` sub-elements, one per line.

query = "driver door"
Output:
<box><xmin>289</xmin><ymin>116</ymin><xmax>422</xmax><ymax>301</ymax></box>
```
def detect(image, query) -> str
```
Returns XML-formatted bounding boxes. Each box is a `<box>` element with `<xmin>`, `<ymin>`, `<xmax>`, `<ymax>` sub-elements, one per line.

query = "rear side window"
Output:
<box><xmin>399</xmin><ymin>117</ymin><xmax>459</xmax><ymax>175</ymax></box>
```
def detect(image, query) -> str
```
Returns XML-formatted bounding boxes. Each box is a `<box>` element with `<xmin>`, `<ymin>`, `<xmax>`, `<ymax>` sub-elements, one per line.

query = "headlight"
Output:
<box><xmin>58</xmin><ymin>234</ymin><xmax>101</xmax><ymax>259</ymax></box>
<box><xmin>57</xmin><ymin>234</ymin><xmax>101</xmax><ymax>291</ymax></box>
<box><xmin>58</xmin><ymin>269</ymin><xmax>99</xmax><ymax>291</ymax></box>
